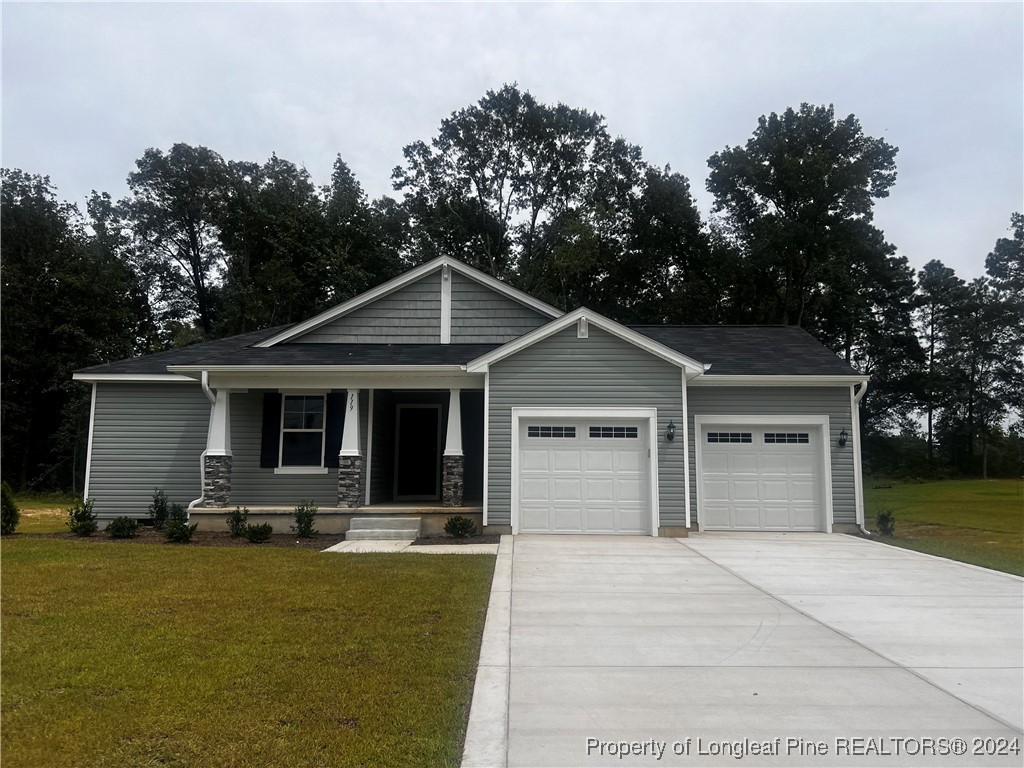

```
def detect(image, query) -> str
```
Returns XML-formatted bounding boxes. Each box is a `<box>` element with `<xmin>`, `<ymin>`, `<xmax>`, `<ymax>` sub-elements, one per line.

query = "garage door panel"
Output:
<box><xmin>552</xmin><ymin>478</ymin><xmax>581</xmax><ymax>501</ymax></box>
<box><xmin>615</xmin><ymin>478</ymin><xmax>643</xmax><ymax>503</ymax></box>
<box><xmin>552</xmin><ymin>450</ymin><xmax>582</xmax><ymax>472</ymax></box>
<box><xmin>520</xmin><ymin>478</ymin><xmax>550</xmax><ymax>502</ymax></box>
<box><xmin>584</xmin><ymin>450</ymin><xmax>613</xmax><ymax>471</ymax></box>
<box><xmin>552</xmin><ymin>506</ymin><xmax>584</xmax><ymax>531</ymax></box>
<box><xmin>520</xmin><ymin>506</ymin><xmax>551</xmax><ymax>530</ymax></box>
<box><xmin>521</xmin><ymin>449</ymin><xmax>549</xmax><ymax>471</ymax></box>
<box><xmin>583</xmin><ymin>506</ymin><xmax>615</xmax><ymax>532</ymax></box>
<box><xmin>615</xmin><ymin>451</ymin><xmax>644</xmax><ymax>472</ymax></box>
<box><xmin>584</xmin><ymin>478</ymin><xmax>614</xmax><ymax>502</ymax></box>
<box><xmin>700</xmin><ymin>424</ymin><xmax>824</xmax><ymax>532</ymax></box>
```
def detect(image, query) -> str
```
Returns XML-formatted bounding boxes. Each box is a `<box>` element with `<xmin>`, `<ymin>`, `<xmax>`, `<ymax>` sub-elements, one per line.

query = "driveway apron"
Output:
<box><xmin>465</xmin><ymin>533</ymin><xmax>1023</xmax><ymax>767</ymax></box>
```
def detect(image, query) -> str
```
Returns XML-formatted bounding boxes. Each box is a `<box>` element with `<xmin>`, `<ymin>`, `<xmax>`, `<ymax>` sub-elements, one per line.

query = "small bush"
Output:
<box><xmin>66</xmin><ymin>498</ymin><xmax>98</xmax><ymax>536</ymax></box>
<box><xmin>291</xmin><ymin>499</ymin><xmax>318</xmax><ymax>537</ymax></box>
<box><xmin>163</xmin><ymin>503</ymin><xmax>198</xmax><ymax>543</ymax></box>
<box><xmin>106</xmin><ymin>516</ymin><xmax>140</xmax><ymax>539</ymax></box>
<box><xmin>226</xmin><ymin>506</ymin><xmax>249</xmax><ymax>537</ymax></box>
<box><xmin>245</xmin><ymin>522</ymin><xmax>274</xmax><ymax>543</ymax></box>
<box><xmin>444</xmin><ymin>515</ymin><xmax>477</xmax><ymax>538</ymax></box>
<box><xmin>876</xmin><ymin>508</ymin><xmax>897</xmax><ymax>537</ymax></box>
<box><xmin>149</xmin><ymin>488</ymin><xmax>170</xmax><ymax>530</ymax></box>
<box><xmin>1</xmin><ymin>482</ymin><xmax>20</xmax><ymax>535</ymax></box>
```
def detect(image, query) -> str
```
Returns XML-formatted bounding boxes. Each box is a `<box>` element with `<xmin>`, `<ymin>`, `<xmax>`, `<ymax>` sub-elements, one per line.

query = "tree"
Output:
<box><xmin>1</xmin><ymin>170</ymin><xmax>148</xmax><ymax>490</ymax></box>
<box><xmin>124</xmin><ymin>144</ymin><xmax>230</xmax><ymax>336</ymax></box>
<box><xmin>707</xmin><ymin>104</ymin><xmax>899</xmax><ymax>326</ymax></box>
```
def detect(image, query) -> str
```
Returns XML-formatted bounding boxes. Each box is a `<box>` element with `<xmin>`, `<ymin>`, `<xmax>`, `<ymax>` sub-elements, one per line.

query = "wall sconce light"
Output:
<box><xmin>666</xmin><ymin>421</ymin><xmax>676</xmax><ymax>441</ymax></box>
<box><xmin>838</xmin><ymin>429</ymin><xmax>848</xmax><ymax>448</ymax></box>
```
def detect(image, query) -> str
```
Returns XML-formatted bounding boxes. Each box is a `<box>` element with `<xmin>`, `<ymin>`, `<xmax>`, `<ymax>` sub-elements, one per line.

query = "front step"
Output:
<box><xmin>346</xmin><ymin>517</ymin><xmax>421</xmax><ymax>541</ymax></box>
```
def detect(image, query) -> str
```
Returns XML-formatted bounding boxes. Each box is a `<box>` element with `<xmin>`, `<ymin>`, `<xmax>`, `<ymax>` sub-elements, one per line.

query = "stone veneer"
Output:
<box><xmin>442</xmin><ymin>455</ymin><xmax>464</xmax><ymax>507</ymax></box>
<box><xmin>338</xmin><ymin>455</ymin><xmax>365</xmax><ymax>508</ymax></box>
<box><xmin>203</xmin><ymin>454</ymin><xmax>232</xmax><ymax>507</ymax></box>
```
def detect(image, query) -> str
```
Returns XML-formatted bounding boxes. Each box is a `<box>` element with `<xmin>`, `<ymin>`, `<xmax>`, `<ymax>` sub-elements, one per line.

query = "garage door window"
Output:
<box><xmin>589</xmin><ymin>426</ymin><xmax>638</xmax><ymax>439</ymax></box>
<box><xmin>764</xmin><ymin>432</ymin><xmax>810</xmax><ymax>444</ymax></box>
<box><xmin>527</xmin><ymin>425</ymin><xmax>576</xmax><ymax>438</ymax></box>
<box><xmin>707</xmin><ymin>432</ymin><xmax>752</xmax><ymax>444</ymax></box>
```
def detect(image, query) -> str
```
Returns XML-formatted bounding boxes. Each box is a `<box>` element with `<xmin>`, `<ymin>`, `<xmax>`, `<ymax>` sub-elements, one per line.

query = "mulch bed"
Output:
<box><xmin>12</xmin><ymin>529</ymin><xmax>346</xmax><ymax>549</ymax></box>
<box><xmin>410</xmin><ymin>535</ymin><xmax>502</xmax><ymax>546</ymax></box>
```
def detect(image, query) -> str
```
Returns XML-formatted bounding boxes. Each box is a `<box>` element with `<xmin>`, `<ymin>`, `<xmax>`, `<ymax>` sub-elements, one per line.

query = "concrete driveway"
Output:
<box><xmin>463</xmin><ymin>533</ymin><xmax>1023</xmax><ymax>767</ymax></box>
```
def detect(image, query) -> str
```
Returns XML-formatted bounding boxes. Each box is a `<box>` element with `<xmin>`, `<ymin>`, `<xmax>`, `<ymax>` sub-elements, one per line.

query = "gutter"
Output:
<box><xmin>852</xmin><ymin>379</ymin><xmax>870</xmax><ymax>535</ymax></box>
<box><xmin>189</xmin><ymin>371</ymin><xmax>216</xmax><ymax>510</ymax></box>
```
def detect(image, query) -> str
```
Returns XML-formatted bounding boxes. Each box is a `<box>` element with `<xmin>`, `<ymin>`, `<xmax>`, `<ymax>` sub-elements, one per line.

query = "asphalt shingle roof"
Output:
<box><xmin>76</xmin><ymin>321</ymin><xmax>860</xmax><ymax>377</ymax></box>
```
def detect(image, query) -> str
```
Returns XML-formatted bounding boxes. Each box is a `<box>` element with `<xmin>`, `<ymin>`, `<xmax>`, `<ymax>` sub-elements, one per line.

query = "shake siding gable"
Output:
<box><xmin>88</xmin><ymin>383</ymin><xmax>209</xmax><ymax>516</ymax></box>
<box><xmin>292</xmin><ymin>271</ymin><xmax>442</xmax><ymax>343</ymax></box>
<box><xmin>449</xmin><ymin>270</ymin><xmax>550</xmax><ymax>342</ymax></box>
<box><xmin>487</xmin><ymin>325</ymin><xmax>686</xmax><ymax>527</ymax></box>
<box><xmin>686</xmin><ymin>386</ymin><xmax>856</xmax><ymax>525</ymax></box>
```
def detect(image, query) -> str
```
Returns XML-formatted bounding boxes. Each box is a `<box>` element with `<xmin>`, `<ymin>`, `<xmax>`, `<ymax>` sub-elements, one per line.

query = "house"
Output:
<box><xmin>72</xmin><ymin>256</ymin><xmax>869</xmax><ymax>536</ymax></box>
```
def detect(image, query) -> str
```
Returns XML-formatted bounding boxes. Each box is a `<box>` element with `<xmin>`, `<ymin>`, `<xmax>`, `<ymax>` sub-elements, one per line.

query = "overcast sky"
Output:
<box><xmin>3</xmin><ymin>2</ymin><xmax>1021</xmax><ymax>280</ymax></box>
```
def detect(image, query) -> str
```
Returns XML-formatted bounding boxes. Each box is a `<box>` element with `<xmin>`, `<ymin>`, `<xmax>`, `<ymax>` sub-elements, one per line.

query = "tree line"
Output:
<box><xmin>2</xmin><ymin>84</ymin><xmax>1021</xmax><ymax>491</ymax></box>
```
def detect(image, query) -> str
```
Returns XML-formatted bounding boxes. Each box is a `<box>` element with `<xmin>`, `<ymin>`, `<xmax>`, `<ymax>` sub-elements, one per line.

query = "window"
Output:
<box><xmin>707</xmin><ymin>432</ymin><xmax>752</xmax><ymax>444</ymax></box>
<box><xmin>281</xmin><ymin>395</ymin><xmax>325</xmax><ymax>466</ymax></box>
<box><xmin>589</xmin><ymin>426</ymin><xmax>638</xmax><ymax>439</ymax></box>
<box><xmin>527</xmin><ymin>425</ymin><xmax>576</xmax><ymax>438</ymax></box>
<box><xmin>764</xmin><ymin>432</ymin><xmax>810</xmax><ymax>444</ymax></box>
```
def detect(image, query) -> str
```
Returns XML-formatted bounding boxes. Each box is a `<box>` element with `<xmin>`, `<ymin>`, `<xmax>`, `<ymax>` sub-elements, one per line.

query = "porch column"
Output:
<box><xmin>203</xmin><ymin>388</ymin><xmax>232</xmax><ymax>507</ymax></box>
<box><xmin>337</xmin><ymin>389</ymin><xmax>364</xmax><ymax>508</ymax></box>
<box><xmin>442</xmin><ymin>388</ymin><xmax>464</xmax><ymax>507</ymax></box>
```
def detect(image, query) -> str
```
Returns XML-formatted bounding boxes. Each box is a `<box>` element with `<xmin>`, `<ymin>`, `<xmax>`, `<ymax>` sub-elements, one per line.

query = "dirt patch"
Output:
<box><xmin>410</xmin><ymin>535</ymin><xmax>502</xmax><ymax>546</ymax></box>
<box><xmin>13</xmin><ymin>529</ymin><xmax>346</xmax><ymax>550</ymax></box>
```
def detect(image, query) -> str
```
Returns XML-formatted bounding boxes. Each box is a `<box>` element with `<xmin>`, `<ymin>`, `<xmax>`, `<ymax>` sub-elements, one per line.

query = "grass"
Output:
<box><xmin>11</xmin><ymin>491</ymin><xmax>78</xmax><ymax>512</ymax></box>
<box><xmin>865</xmin><ymin>479</ymin><xmax>1024</xmax><ymax>576</ymax></box>
<box><xmin>1</xmin><ymin>539</ymin><xmax>495</xmax><ymax>767</ymax></box>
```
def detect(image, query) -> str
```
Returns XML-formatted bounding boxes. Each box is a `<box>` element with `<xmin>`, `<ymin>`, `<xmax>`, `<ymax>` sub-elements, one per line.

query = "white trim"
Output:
<box><xmin>339</xmin><ymin>389</ymin><xmax>362</xmax><ymax>457</ymax></box>
<box><xmin>852</xmin><ymin>380</ymin><xmax>869</xmax><ymax>530</ymax></box>
<box><xmin>689</xmin><ymin>375</ymin><xmax>866</xmax><ymax>386</ymax></box>
<box><xmin>444</xmin><ymin>388</ymin><xmax>463</xmax><ymax>456</ymax></box>
<box><xmin>482</xmin><ymin>371</ymin><xmax>490</xmax><ymax>527</ymax></box>
<box><xmin>681</xmin><ymin>372</ymin><xmax>691</xmax><ymax>530</ymax></box>
<box><xmin>577</xmin><ymin>317</ymin><xmax>588</xmax><ymax>339</ymax></box>
<box><xmin>441</xmin><ymin>263</ymin><xmax>452</xmax><ymax>344</ymax></box>
<box><xmin>72</xmin><ymin>373</ymin><xmax>195</xmax><ymax>383</ymax></box>
<box><xmin>467</xmin><ymin>308</ymin><xmax>705</xmax><ymax>374</ymax></box>
<box><xmin>255</xmin><ymin>256</ymin><xmax>562</xmax><ymax>347</ymax></box>
<box><xmin>365</xmin><ymin>389</ymin><xmax>375</xmax><ymax>506</ymax></box>
<box><xmin>208</xmin><ymin>373</ymin><xmax>481</xmax><ymax>392</ymax></box>
<box><xmin>274</xmin><ymin>467</ymin><xmax>329</xmax><ymax>475</ymax></box>
<box><xmin>510</xmin><ymin>407</ymin><xmax>660</xmax><ymax>536</ymax></box>
<box><xmin>692</xmin><ymin>415</ymin><xmax>834</xmax><ymax>533</ymax></box>
<box><xmin>83</xmin><ymin>382</ymin><xmax>97</xmax><ymax>500</ymax></box>
<box><xmin>170</xmin><ymin>364</ymin><xmax>468</xmax><ymax>375</ymax></box>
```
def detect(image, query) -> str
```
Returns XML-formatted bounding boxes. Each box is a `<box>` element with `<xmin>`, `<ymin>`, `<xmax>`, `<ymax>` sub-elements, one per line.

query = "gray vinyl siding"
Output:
<box><xmin>229</xmin><ymin>390</ymin><xmax>368</xmax><ymax>507</ymax></box>
<box><xmin>292</xmin><ymin>271</ymin><xmax>442</xmax><ymax>343</ymax></box>
<box><xmin>88</xmin><ymin>383</ymin><xmax>209</xmax><ymax>517</ymax></box>
<box><xmin>488</xmin><ymin>325</ymin><xmax>685</xmax><ymax>527</ymax></box>
<box><xmin>686</xmin><ymin>386</ymin><xmax>855</xmax><ymax>525</ymax></box>
<box><xmin>450</xmin><ymin>271</ymin><xmax>550</xmax><ymax>342</ymax></box>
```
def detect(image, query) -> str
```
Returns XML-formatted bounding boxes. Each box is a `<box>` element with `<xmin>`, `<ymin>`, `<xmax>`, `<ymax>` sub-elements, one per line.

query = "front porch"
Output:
<box><xmin>189</xmin><ymin>503</ymin><xmax>486</xmax><ymax>535</ymax></box>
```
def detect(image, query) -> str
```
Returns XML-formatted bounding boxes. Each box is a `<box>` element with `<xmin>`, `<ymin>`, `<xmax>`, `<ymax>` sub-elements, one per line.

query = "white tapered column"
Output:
<box><xmin>444</xmin><ymin>388</ymin><xmax>463</xmax><ymax>456</ymax></box>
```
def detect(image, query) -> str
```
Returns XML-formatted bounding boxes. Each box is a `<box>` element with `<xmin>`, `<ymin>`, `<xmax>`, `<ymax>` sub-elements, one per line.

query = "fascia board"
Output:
<box><xmin>466</xmin><ymin>308</ymin><xmax>706</xmax><ymax>373</ymax></box>
<box><xmin>448</xmin><ymin>261</ymin><xmax>563</xmax><ymax>318</ymax></box>
<box><xmin>167</xmin><ymin>364</ymin><xmax>469</xmax><ymax>374</ymax></box>
<box><xmin>689</xmin><ymin>374</ymin><xmax>868</xmax><ymax>386</ymax></box>
<box><xmin>72</xmin><ymin>373</ymin><xmax>196</xmax><ymax>383</ymax></box>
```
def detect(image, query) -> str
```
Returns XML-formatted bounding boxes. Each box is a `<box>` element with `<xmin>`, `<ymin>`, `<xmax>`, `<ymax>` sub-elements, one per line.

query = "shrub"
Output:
<box><xmin>106</xmin><ymin>516</ymin><xmax>140</xmax><ymax>539</ymax></box>
<box><xmin>66</xmin><ymin>498</ymin><xmax>98</xmax><ymax>536</ymax></box>
<box><xmin>444</xmin><ymin>515</ymin><xmax>477</xmax><ymax>538</ymax></box>
<box><xmin>245</xmin><ymin>522</ymin><xmax>274</xmax><ymax>543</ymax></box>
<box><xmin>226</xmin><ymin>506</ymin><xmax>249</xmax><ymax>537</ymax></box>
<box><xmin>149</xmin><ymin>488</ymin><xmax>170</xmax><ymax>530</ymax></box>
<box><xmin>163</xmin><ymin>503</ymin><xmax>198</xmax><ymax>543</ymax></box>
<box><xmin>876</xmin><ymin>508</ymin><xmax>897</xmax><ymax>537</ymax></box>
<box><xmin>291</xmin><ymin>499</ymin><xmax>318</xmax><ymax>537</ymax></box>
<box><xmin>1</xmin><ymin>482</ymin><xmax>20</xmax><ymax>535</ymax></box>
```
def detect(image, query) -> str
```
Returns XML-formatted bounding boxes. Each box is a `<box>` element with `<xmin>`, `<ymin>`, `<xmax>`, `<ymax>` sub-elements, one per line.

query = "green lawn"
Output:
<box><xmin>1</xmin><ymin>539</ymin><xmax>495</xmax><ymax>767</ymax></box>
<box><xmin>865</xmin><ymin>479</ymin><xmax>1024</xmax><ymax>576</ymax></box>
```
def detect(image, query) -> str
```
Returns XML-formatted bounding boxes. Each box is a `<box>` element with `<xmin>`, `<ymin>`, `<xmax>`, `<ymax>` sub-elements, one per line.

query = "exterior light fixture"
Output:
<box><xmin>838</xmin><ymin>429</ymin><xmax>848</xmax><ymax>448</ymax></box>
<box><xmin>666</xmin><ymin>421</ymin><xmax>676</xmax><ymax>441</ymax></box>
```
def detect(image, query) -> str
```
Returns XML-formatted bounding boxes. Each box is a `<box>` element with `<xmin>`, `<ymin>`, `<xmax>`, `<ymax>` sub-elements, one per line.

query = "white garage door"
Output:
<box><xmin>700</xmin><ymin>425</ymin><xmax>824</xmax><ymax>531</ymax></box>
<box><xmin>518</xmin><ymin>420</ymin><xmax>650</xmax><ymax>534</ymax></box>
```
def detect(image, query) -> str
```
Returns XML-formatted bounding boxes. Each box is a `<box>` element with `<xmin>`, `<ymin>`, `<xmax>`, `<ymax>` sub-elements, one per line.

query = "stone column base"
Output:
<box><xmin>442</xmin><ymin>455</ymin><xmax>464</xmax><ymax>507</ymax></box>
<box><xmin>338</xmin><ymin>455</ymin><xmax>365</xmax><ymax>508</ymax></box>
<box><xmin>203</xmin><ymin>454</ymin><xmax>232</xmax><ymax>507</ymax></box>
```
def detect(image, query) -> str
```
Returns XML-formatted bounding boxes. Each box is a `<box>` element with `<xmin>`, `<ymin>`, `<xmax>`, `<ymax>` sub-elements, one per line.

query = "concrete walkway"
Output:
<box><xmin>463</xmin><ymin>533</ymin><xmax>1023</xmax><ymax>767</ymax></box>
<box><xmin>322</xmin><ymin>539</ymin><xmax>499</xmax><ymax>554</ymax></box>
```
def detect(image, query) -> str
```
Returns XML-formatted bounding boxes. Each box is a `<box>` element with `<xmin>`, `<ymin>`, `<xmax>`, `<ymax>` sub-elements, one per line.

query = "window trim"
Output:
<box><xmin>277</xmin><ymin>392</ymin><xmax>327</xmax><ymax>471</ymax></box>
<box><xmin>588</xmin><ymin>425</ymin><xmax>639</xmax><ymax>439</ymax></box>
<box><xmin>527</xmin><ymin>425</ymin><xmax>577</xmax><ymax>439</ymax></box>
<box><xmin>706</xmin><ymin>431</ymin><xmax>753</xmax><ymax>444</ymax></box>
<box><xmin>763</xmin><ymin>432</ymin><xmax>811</xmax><ymax>445</ymax></box>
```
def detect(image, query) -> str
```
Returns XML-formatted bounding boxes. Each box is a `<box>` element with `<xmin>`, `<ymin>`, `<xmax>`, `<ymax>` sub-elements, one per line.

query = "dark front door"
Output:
<box><xmin>394</xmin><ymin>404</ymin><xmax>441</xmax><ymax>500</ymax></box>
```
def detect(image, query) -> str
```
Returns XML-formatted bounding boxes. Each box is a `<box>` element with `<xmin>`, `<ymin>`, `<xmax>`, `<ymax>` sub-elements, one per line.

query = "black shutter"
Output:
<box><xmin>323</xmin><ymin>391</ymin><xmax>347</xmax><ymax>468</ymax></box>
<box><xmin>260</xmin><ymin>392</ymin><xmax>283</xmax><ymax>468</ymax></box>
